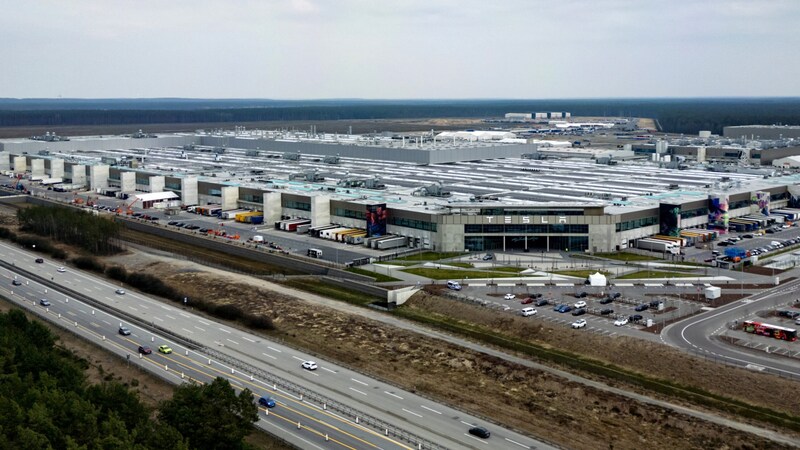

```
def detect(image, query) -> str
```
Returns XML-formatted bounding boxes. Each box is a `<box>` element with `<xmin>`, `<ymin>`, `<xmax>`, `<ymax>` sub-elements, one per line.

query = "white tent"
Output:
<box><xmin>587</xmin><ymin>272</ymin><xmax>607</xmax><ymax>287</ymax></box>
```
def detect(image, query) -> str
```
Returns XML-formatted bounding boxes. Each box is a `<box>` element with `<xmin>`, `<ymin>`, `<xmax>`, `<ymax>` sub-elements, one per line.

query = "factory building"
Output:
<box><xmin>2</xmin><ymin>131</ymin><xmax>800</xmax><ymax>253</ymax></box>
<box><xmin>723</xmin><ymin>125</ymin><xmax>800</xmax><ymax>140</ymax></box>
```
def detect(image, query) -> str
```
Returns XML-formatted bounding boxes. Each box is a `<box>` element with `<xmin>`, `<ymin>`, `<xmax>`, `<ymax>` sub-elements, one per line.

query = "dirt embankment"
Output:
<box><xmin>113</xmin><ymin>256</ymin><xmax>797</xmax><ymax>450</ymax></box>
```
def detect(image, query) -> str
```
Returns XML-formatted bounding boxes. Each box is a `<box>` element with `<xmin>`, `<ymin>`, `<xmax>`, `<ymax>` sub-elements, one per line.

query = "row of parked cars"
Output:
<box><xmin>167</xmin><ymin>221</ymin><xmax>201</xmax><ymax>230</ymax></box>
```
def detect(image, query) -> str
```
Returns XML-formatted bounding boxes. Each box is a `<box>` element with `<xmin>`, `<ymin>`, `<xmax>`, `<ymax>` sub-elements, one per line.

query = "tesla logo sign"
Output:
<box><xmin>485</xmin><ymin>216</ymin><xmax>567</xmax><ymax>223</ymax></box>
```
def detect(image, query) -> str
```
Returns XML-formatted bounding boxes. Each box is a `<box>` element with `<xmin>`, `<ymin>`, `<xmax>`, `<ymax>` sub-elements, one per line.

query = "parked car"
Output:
<box><xmin>614</xmin><ymin>317</ymin><xmax>629</xmax><ymax>326</ymax></box>
<box><xmin>571</xmin><ymin>319</ymin><xmax>587</xmax><ymax>329</ymax></box>
<box><xmin>628</xmin><ymin>314</ymin><xmax>644</xmax><ymax>322</ymax></box>
<box><xmin>504</xmin><ymin>293</ymin><xmax>516</xmax><ymax>300</ymax></box>
<box><xmin>572</xmin><ymin>308</ymin><xmax>586</xmax><ymax>316</ymax></box>
<box><xmin>599</xmin><ymin>297</ymin><xmax>614</xmax><ymax>305</ymax></box>
<box><xmin>168</xmin><ymin>221</ymin><xmax>178</xmax><ymax>226</ymax></box>
<box><xmin>556</xmin><ymin>304</ymin><xmax>572</xmax><ymax>313</ymax></box>
<box><xmin>535</xmin><ymin>298</ymin><xmax>549</xmax><ymax>307</ymax></box>
<box><xmin>574</xmin><ymin>300</ymin><xmax>587</xmax><ymax>309</ymax></box>
<box><xmin>482</xmin><ymin>254</ymin><xmax>494</xmax><ymax>261</ymax></box>
<box><xmin>778</xmin><ymin>310</ymin><xmax>800</xmax><ymax>319</ymax></box>
<box><xmin>520</xmin><ymin>307</ymin><xmax>537</xmax><ymax>317</ymax></box>
<box><xmin>649</xmin><ymin>300</ymin><xmax>662</xmax><ymax>309</ymax></box>
<box><xmin>574</xmin><ymin>292</ymin><xmax>588</xmax><ymax>298</ymax></box>
<box><xmin>520</xmin><ymin>297</ymin><xmax>534</xmax><ymax>304</ymax></box>
<box><xmin>600</xmin><ymin>308</ymin><xmax>614</xmax><ymax>315</ymax></box>
<box><xmin>468</xmin><ymin>427</ymin><xmax>491</xmax><ymax>439</ymax></box>
<box><xmin>634</xmin><ymin>304</ymin><xmax>649</xmax><ymax>312</ymax></box>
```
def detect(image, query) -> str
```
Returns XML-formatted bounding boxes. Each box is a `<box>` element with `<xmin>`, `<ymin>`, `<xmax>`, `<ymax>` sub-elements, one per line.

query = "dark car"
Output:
<box><xmin>258</xmin><ymin>397</ymin><xmax>276</xmax><ymax>408</ymax></box>
<box><xmin>11</xmin><ymin>279</ymin><xmax>21</xmax><ymax>286</ymax></box>
<box><xmin>778</xmin><ymin>310</ymin><xmax>800</xmax><ymax>319</ymax></box>
<box><xmin>468</xmin><ymin>427</ymin><xmax>491</xmax><ymax>439</ymax></box>
<box><xmin>574</xmin><ymin>291</ymin><xmax>588</xmax><ymax>298</ymax></box>
<box><xmin>649</xmin><ymin>300</ymin><xmax>662</xmax><ymax>309</ymax></box>
<box><xmin>558</xmin><ymin>305</ymin><xmax>572</xmax><ymax>313</ymax></box>
<box><xmin>571</xmin><ymin>308</ymin><xmax>586</xmax><ymax>316</ymax></box>
<box><xmin>199</xmin><ymin>228</ymin><xmax>209</xmax><ymax>233</ymax></box>
<box><xmin>611</xmin><ymin>293</ymin><xmax>621</xmax><ymax>299</ymax></box>
<box><xmin>39</xmin><ymin>299</ymin><xmax>51</xmax><ymax>307</ymax></box>
<box><xmin>149</xmin><ymin>217</ymin><xmax>159</xmax><ymax>221</ymax></box>
<box><xmin>600</xmin><ymin>308</ymin><xmax>614</xmax><ymax>315</ymax></box>
<box><xmin>599</xmin><ymin>297</ymin><xmax>614</xmax><ymax>304</ymax></box>
<box><xmin>138</xmin><ymin>346</ymin><xmax>152</xmax><ymax>355</ymax></box>
<box><xmin>520</xmin><ymin>297</ymin><xmax>534</xmax><ymax>305</ymax></box>
<box><xmin>168</xmin><ymin>221</ymin><xmax>178</xmax><ymax>226</ymax></box>
<box><xmin>118</xmin><ymin>327</ymin><xmax>132</xmax><ymax>336</ymax></box>
<box><xmin>35</xmin><ymin>258</ymin><xmax>44</xmax><ymax>263</ymax></box>
<box><xmin>628</xmin><ymin>314</ymin><xmax>643</xmax><ymax>322</ymax></box>
<box><xmin>717</xmin><ymin>241</ymin><xmax>730</xmax><ymax>246</ymax></box>
<box><xmin>634</xmin><ymin>304</ymin><xmax>649</xmax><ymax>312</ymax></box>
<box><xmin>535</xmin><ymin>298</ymin><xmax>549</xmax><ymax>307</ymax></box>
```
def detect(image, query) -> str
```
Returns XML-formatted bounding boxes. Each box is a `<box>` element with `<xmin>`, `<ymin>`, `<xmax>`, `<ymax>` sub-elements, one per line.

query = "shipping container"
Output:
<box><xmin>220</xmin><ymin>209</ymin><xmax>248</xmax><ymax>219</ymax></box>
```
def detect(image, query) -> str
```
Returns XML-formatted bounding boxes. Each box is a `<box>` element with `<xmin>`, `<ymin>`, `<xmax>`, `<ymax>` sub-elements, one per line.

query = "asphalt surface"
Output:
<box><xmin>0</xmin><ymin>241</ymin><xmax>554</xmax><ymax>450</ymax></box>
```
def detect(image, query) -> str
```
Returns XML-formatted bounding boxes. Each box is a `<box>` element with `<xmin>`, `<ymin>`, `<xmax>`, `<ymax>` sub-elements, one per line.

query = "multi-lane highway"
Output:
<box><xmin>663</xmin><ymin>276</ymin><xmax>800</xmax><ymax>378</ymax></box>
<box><xmin>0</xmin><ymin>241</ymin><xmax>553</xmax><ymax>450</ymax></box>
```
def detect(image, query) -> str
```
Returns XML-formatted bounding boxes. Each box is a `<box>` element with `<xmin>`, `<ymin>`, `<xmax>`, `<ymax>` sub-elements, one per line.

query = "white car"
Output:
<box><xmin>57</xmin><ymin>266</ymin><xmax>66</xmax><ymax>273</ymax></box>
<box><xmin>574</xmin><ymin>300</ymin><xmax>587</xmax><ymax>309</ymax></box>
<box><xmin>571</xmin><ymin>319</ymin><xmax>587</xmax><ymax>329</ymax></box>
<box><xmin>301</xmin><ymin>361</ymin><xmax>318</xmax><ymax>371</ymax></box>
<box><xmin>504</xmin><ymin>293</ymin><xmax>516</xmax><ymax>300</ymax></box>
<box><xmin>521</xmin><ymin>307</ymin><xmax>537</xmax><ymax>317</ymax></box>
<box><xmin>614</xmin><ymin>318</ymin><xmax>629</xmax><ymax>327</ymax></box>
<box><xmin>115</xmin><ymin>289</ymin><xmax>126</xmax><ymax>295</ymax></box>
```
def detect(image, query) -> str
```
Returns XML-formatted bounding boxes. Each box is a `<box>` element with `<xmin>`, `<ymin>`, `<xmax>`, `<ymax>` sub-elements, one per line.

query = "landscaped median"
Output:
<box><xmin>400</xmin><ymin>267</ymin><xmax>524</xmax><ymax>280</ymax></box>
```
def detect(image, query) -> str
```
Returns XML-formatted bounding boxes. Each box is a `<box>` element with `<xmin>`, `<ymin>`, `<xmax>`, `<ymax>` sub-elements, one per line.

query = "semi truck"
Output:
<box><xmin>376</xmin><ymin>236</ymin><xmax>407</xmax><ymax>250</ymax></box>
<box><xmin>637</xmin><ymin>238</ymin><xmax>678</xmax><ymax>254</ymax></box>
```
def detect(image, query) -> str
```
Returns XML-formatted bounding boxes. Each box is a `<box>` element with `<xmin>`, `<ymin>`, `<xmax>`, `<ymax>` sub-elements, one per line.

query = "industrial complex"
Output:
<box><xmin>3</xmin><ymin>127</ymin><xmax>800</xmax><ymax>254</ymax></box>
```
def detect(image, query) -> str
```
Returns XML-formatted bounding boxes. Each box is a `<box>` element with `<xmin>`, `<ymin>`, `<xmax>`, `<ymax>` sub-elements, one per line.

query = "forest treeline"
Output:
<box><xmin>0</xmin><ymin>309</ymin><xmax>258</xmax><ymax>449</ymax></box>
<box><xmin>0</xmin><ymin>98</ymin><xmax>799</xmax><ymax>135</ymax></box>
<box><xmin>17</xmin><ymin>206</ymin><xmax>122</xmax><ymax>255</ymax></box>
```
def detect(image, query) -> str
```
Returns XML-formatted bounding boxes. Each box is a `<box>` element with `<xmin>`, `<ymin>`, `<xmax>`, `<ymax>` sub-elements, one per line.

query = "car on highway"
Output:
<box><xmin>57</xmin><ymin>266</ymin><xmax>66</xmax><ymax>273</ymax></box>
<box><xmin>138</xmin><ymin>346</ymin><xmax>152</xmax><ymax>355</ymax></box>
<box><xmin>39</xmin><ymin>299</ymin><xmax>51</xmax><ymax>307</ymax></box>
<box><xmin>574</xmin><ymin>291</ymin><xmax>588</xmax><ymax>298</ymax></box>
<box><xmin>118</xmin><ymin>326</ymin><xmax>132</xmax><ymax>336</ymax></box>
<box><xmin>35</xmin><ymin>258</ymin><xmax>44</xmax><ymax>263</ymax></box>
<box><xmin>115</xmin><ymin>289</ymin><xmax>126</xmax><ymax>295</ymax></box>
<box><xmin>520</xmin><ymin>307</ymin><xmax>537</xmax><ymax>317</ymax></box>
<box><xmin>628</xmin><ymin>314</ymin><xmax>644</xmax><ymax>322</ymax></box>
<box><xmin>571</xmin><ymin>319</ymin><xmax>587</xmax><ymax>329</ymax></box>
<box><xmin>600</xmin><ymin>308</ymin><xmax>614</xmax><ymax>315</ymax></box>
<box><xmin>301</xmin><ymin>361</ymin><xmax>318</xmax><ymax>370</ymax></box>
<box><xmin>614</xmin><ymin>317</ymin><xmax>629</xmax><ymax>326</ymax></box>
<box><xmin>574</xmin><ymin>300</ymin><xmax>587</xmax><ymax>309</ymax></box>
<box><xmin>572</xmin><ymin>308</ymin><xmax>586</xmax><ymax>316</ymax></box>
<box><xmin>503</xmin><ymin>293</ymin><xmax>516</xmax><ymax>300</ymax></box>
<box><xmin>258</xmin><ymin>396</ymin><xmax>277</xmax><ymax>408</ymax></box>
<box><xmin>535</xmin><ymin>298</ymin><xmax>549</xmax><ymax>307</ymax></box>
<box><xmin>468</xmin><ymin>426</ymin><xmax>491</xmax><ymax>439</ymax></box>
<box><xmin>11</xmin><ymin>279</ymin><xmax>21</xmax><ymax>286</ymax></box>
<box><xmin>634</xmin><ymin>304</ymin><xmax>649</xmax><ymax>312</ymax></box>
<box><xmin>158</xmin><ymin>345</ymin><xmax>173</xmax><ymax>354</ymax></box>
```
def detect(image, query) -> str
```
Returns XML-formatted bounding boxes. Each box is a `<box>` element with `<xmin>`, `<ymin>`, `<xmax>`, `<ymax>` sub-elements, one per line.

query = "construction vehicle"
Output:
<box><xmin>117</xmin><ymin>196</ymin><xmax>141</xmax><ymax>215</ymax></box>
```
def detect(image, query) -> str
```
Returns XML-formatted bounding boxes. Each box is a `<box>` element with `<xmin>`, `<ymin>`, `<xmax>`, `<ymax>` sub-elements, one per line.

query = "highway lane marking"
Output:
<box><xmin>401</xmin><ymin>408</ymin><xmax>422</xmax><ymax>418</ymax></box>
<box><xmin>154</xmin><ymin>317</ymin><xmax>164</xmax><ymax>322</ymax></box>
<box><xmin>78</xmin><ymin>309</ymin><xmax>87</xmax><ymax>314</ymax></box>
<box><xmin>165</xmin><ymin>314</ymin><xmax>176</xmax><ymax>320</ymax></box>
<box><xmin>219</xmin><ymin>328</ymin><xmax>231</xmax><ymax>333</ymax></box>
<box><xmin>505</xmin><ymin>437</ymin><xmax>532</xmax><ymax>449</ymax></box>
<box><xmin>350</xmin><ymin>378</ymin><xmax>368</xmax><ymax>386</ymax></box>
<box><xmin>66</xmin><ymin>311</ymin><xmax>76</xmax><ymax>317</ymax></box>
<box><xmin>226</xmin><ymin>339</ymin><xmax>240</xmax><ymax>345</ymax></box>
<box><xmin>128</xmin><ymin>306</ymin><xmax>138</xmax><ymax>312</ymax></box>
<box><xmin>261</xmin><ymin>352</ymin><xmax>277</xmax><ymax>360</ymax></box>
<box><xmin>102</xmin><ymin>320</ymin><xmax>111</xmax><ymax>325</ymax></box>
<box><xmin>292</xmin><ymin>356</ymin><xmax>306</xmax><ymax>362</ymax></box>
<box><xmin>140</xmin><ymin>305</ymin><xmax>149</xmax><ymax>310</ymax></box>
<box><xmin>179</xmin><ymin>313</ymin><xmax>190</xmax><ymax>318</ymax></box>
<box><xmin>90</xmin><ymin>322</ymin><xmax>100</xmax><ymax>328</ymax></box>
<box><xmin>349</xmin><ymin>387</ymin><xmax>367</xmax><ymax>396</ymax></box>
<box><xmin>384</xmin><ymin>391</ymin><xmax>404</xmax><ymax>400</ymax></box>
<box><xmin>242</xmin><ymin>336</ymin><xmax>255</xmax><ymax>343</ymax></box>
<box><xmin>320</xmin><ymin>367</ymin><xmax>336</xmax><ymax>374</ymax></box>
<box><xmin>260</xmin><ymin>420</ymin><xmax>326</xmax><ymax>450</ymax></box>
<box><xmin>194</xmin><ymin>326</ymin><xmax>206</xmax><ymax>332</ymax></box>
<box><xmin>182</xmin><ymin>328</ymin><xmax>194</xmax><ymax>334</ymax></box>
<box><xmin>464</xmin><ymin>434</ymin><xmax>489</xmax><ymax>444</ymax></box>
<box><xmin>198</xmin><ymin>320</ymin><xmax>210</xmax><ymax>325</ymax></box>
<box><xmin>267</xmin><ymin>346</ymin><xmax>282</xmax><ymax>353</ymax></box>
<box><xmin>461</xmin><ymin>420</ymin><xmax>475</xmax><ymax>426</ymax></box>
<box><xmin>420</xmin><ymin>405</ymin><xmax>441</xmax><ymax>415</ymax></box>
<box><xmin>160</xmin><ymin>305</ymin><xmax>171</xmax><ymax>311</ymax></box>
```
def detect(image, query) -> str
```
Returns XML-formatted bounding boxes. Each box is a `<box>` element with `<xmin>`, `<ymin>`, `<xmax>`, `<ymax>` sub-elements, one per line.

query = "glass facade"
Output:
<box><xmin>284</xmin><ymin>200</ymin><xmax>311</xmax><ymax>211</ymax></box>
<box><xmin>464</xmin><ymin>224</ymin><xmax>588</xmax><ymax>233</ymax></box>
<box><xmin>333</xmin><ymin>207</ymin><xmax>366</xmax><ymax>220</ymax></box>
<box><xmin>479</xmin><ymin>209</ymin><xmax>584</xmax><ymax>216</ymax></box>
<box><xmin>388</xmin><ymin>217</ymin><xmax>437</xmax><ymax>232</ymax></box>
<box><xmin>615</xmin><ymin>216</ymin><xmax>658</xmax><ymax>232</ymax></box>
<box><xmin>464</xmin><ymin>235</ymin><xmax>588</xmax><ymax>251</ymax></box>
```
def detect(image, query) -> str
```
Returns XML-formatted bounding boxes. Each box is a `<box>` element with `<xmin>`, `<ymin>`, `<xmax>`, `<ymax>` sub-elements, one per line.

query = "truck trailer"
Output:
<box><xmin>637</xmin><ymin>238</ymin><xmax>677</xmax><ymax>253</ymax></box>
<box><xmin>376</xmin><ymin>236</ymin><xmax>408</xmax><ymax>250</ymax></box>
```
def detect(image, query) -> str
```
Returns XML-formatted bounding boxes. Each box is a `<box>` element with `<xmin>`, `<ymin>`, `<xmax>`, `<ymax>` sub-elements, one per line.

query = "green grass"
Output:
<box><xmin>392</xmin><ymin>306</ymin><xmax>800</xmax><ymax>433</ymax></box>
<box><xmin>594</xmin><ymin>252</ymin><xmax>661</xmax><ymax>262</ymax></box>
<box><xmin>487</xmin><ymin>266</ymin><xmax>523</xmax><ymax>273</ymax></box>
<box><xmin>393</xmin><ymin>251</ymin><xmax>466</xmax><ymax>262</ymax></box>
<box><xmin>401</xmin><ymin>268</ymin><xmax>521</xmax><ymax>280</ymax></box>
<box><xmin>281</xmin><ymin>278</ymin><xmax>382</xmax><ymax>306</ymax></box>
<box><xmin>553</xmin><ymin>270</ymin><xmax>609</xmax><ymax>278</ymax></box>
<box><xmin>445</xmin><ymin>262</ymin><xmax>474</xmax><ymax>269</ymax></box>
<box><xmin>615</xmin><ymin>270</ymin><xmax>698</xmax><ymax>279</ymax></box>
<box><xmin>345</xmin><ymin>267</ymin><xmax>402</xmax><ymax>282</ymax></box>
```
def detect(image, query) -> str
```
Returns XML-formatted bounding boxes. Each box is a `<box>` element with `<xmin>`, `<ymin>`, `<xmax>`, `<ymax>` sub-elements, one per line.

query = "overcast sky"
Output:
<box><xmin>1</xmin><ymin>0</ymin><xmax>798</xmax><ymax>99</ymax></box>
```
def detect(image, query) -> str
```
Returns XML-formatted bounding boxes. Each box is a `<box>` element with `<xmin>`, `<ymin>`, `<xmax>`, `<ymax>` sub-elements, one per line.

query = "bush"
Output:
<box><xmin>0</xmin><ymin>227</ymin><xmax>16</xmax><ymax>240</ymax></box>
<box><xmin>126</xmin><ymin>273</ymin><xmax>180</xmax><ymax>300</ymax></box>
<box><xmin>106</xmin><ymin>266</ymin><xmax>128</xmax><ymax>282</ymax></box>
<box><xmin>242</xmin><ymin>314</ymin><xmax>274</xmax><ymax>330</ymax></box>
<box><xmin>212</xmin><ymin>304</ymin><xmax>244</xmax><ymax>321</ymax></box>
<box><xmin>70</xmin><ymin>256</ymin><xmax>106</xmax><ymax>273</ymax></box>
<box><xmin>51</xmin><ymin>248</ymin><xmax>68</xmax><ymax>260</ymax></box>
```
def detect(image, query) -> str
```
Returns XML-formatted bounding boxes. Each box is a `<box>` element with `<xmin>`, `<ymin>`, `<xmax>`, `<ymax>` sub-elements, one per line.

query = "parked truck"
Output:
<box><xmin>637</xmin><ymin>238</ymin><xmax>677</xmax><ymax>254</ymax></box>
<box><xmin>376</xmin><ymin>236</ymin><xmax>407</xmax><ymax>250</ymax></box>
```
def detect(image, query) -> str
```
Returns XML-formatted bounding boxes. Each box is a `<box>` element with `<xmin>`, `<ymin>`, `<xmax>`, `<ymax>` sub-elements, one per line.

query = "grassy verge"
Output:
<box><xmin>401</xmin><ymin>268</ymin><xmax>521</xmax><ymax>280</ymax></box>
<box><xmin>445</xmin><ymin>262</ymin><xmax>474</xmax><ymax>268</ymax></box>
<box><xmin>615</xmin><ymin>270</ymin><xmax>699</xmax><ymax>279</ymax></box>
<box><xmin>281</xmin><ymin>278</ymin><xmax>383</xmax><ymax>306</ymax></box>
<box><xmin>345</xmin><ymin>267</ymin><xmax>402</xmax><ymax>282</ymax></box>
<box><xmin>393</xmin><ymin>306</ymin><xmax>800</xmax><ymax>433</ymax></box>
<box><xmin>594</xmin><ymin>252</ymin><xmax>661</xmax><ymax>262</ymax></box>
<box><xmin>393</xmin><ymin>251</ymin><xmax>466</xmax><ymax>262</ymax></box>
<box><xmin>553</xmin><ymin>270</ymin><xmax>608</xmax><ymax>278</ymax></box>
<box><xmin>488</xmin><ymin>266</ymin><xmax>524</xmax><ymax>273</ymax></box>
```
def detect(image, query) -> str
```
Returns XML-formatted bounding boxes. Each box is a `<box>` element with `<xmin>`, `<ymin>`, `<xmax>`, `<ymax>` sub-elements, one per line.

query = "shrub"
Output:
<box><xmin>243</xmin><ymin>314</ymin><xmax>274</xmax><ymax>330</ymax></box>
<box><xmin>51</xmin><ymin>248</ymin><xmax>68</xmax><ymax>260</ymax></box>
<box><xmin>212</xmin><ymin>304</ymin><xmax>244</xmax><ymax>321</ymax></box>
<box><xmin>106</xmin><ymin>266</ymin><xmax>128</xmax><ymax>282</ymax></box>
<box><xmin>71</xmin><ymin>256</ymin><xmax>106</xmax><ymax>273</ymax></box>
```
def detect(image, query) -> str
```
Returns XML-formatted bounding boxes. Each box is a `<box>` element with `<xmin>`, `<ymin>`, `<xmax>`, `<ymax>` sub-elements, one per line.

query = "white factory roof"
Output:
<box><xmin>135</xmin><ymin>192</ymin><xmax>179</xmax><ymax>202</ymax></box>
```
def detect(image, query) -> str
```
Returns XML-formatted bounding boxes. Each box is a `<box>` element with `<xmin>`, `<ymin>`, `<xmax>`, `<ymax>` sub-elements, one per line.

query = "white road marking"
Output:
<box><xmin>66</xmin><ymin>311</ymin><xmax>76</xmax><ymax>317</ymax></box>
<box><xmin>179</xmin><ymin>313</ymin><xmax>190</xmax><ymax>318</ymax></box>
<box><xmin>350</xmin><ymin>378</ymin><xmax>368</xmax><ymax>386</ymax></box>
<box><xmin>198</xmin><ymin>320</ymin><xmax>210</xmax><ymax>325</ymax></box>
<box><xmin>420</xmin><ymin>405</ymin><xmax>441</xmax><ymax>414</ymax></box>
<box><xmin>292</xmin><ymin>356</ymin><xmax>306</xmax><ymax>362</ymax></box>
<box><xmin>384</xmin><ymin>391</ymin><xmax>404</xmax><ymax>400</ymax></box>
<box><xmin>154</xmin><ymin>317</ymin><xmax>163</xmax><ymax>322</ymax></box>
<box><xmin>267</xmin><ymin>346</ymin><xmax>282</xmax><ymax>353</ymax></box>
<box><xmin>78</xmin><ymin>309</ymin><xmax>87</xmax><ymax>314</ymax></box>
<box><xmin>182</xmin><ymin>328</ymin><xmax>194</xmax><ymax>334</ymax></box>
<box><xmin>194</xmin><ymin>326</ymin><xmax>206</xmax><ymax>332</ymax></box>
<box><xmin>402</xmin><ymin>408</ymin><xmax>422</xmax><ymax>418</ymax></box>
<box><xmin>128</xmin><ymin>306</ymin><xmax>138</xmax><ymax>312</ymax></box>
<box><xmin>461</xmin><ymin>420</ymin><xmax>475</xmax><ymax>427</ymax></box>
<box><xmin>320</xmin><ymin>367</ymin><xmax>336</xmax><ymax>374</ymax></box>
<box><xmin>505</xmin><ymin>438</ymin><xmax>532</xmax><ymax>449</ymax></box>
<box><xmin>90</xmin><ymin>322</ymin><xmax>100</xmax><ymax>328</ymax></box>
<box><xmin>219</xmin><ymin>328</ymin><xmax>231</xmax><ymax>334</ymax></box>
<box><xmin>226</xmin><ymin>339</ymin><xmax>240</xmax><ymax>345</ymax></box>
<box><xmin>165</xmin><ymin>314</ymin><xmax>176</xmax><ymax>320</ymax></box>
<box><xmin>139</xmin><ymin>305</ymin><xmax>149</xmax><ymax>310</ymax></box>
<box><xmin>261</xmin><ymin>352</ymin><xmax>277</xmax><ymax>360</ymax></box>
<box><xmin>242</xmin><ymin>336</ymin><xmax>255</xmax><ymax>343</ymax></box>
<box><xmin>349</xmin><ymin>387</ymin><xmax>367</xmax><ymax>396</ymax></box>
<box><xmin>464</xmin><ymin>434</ymin><xmax>489</xmax><ymax>444</ymax></box>
<box><xmin>102</xmin><ymin>320</ymin><xmax>111</xmax><ymax>325</ymax></box>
